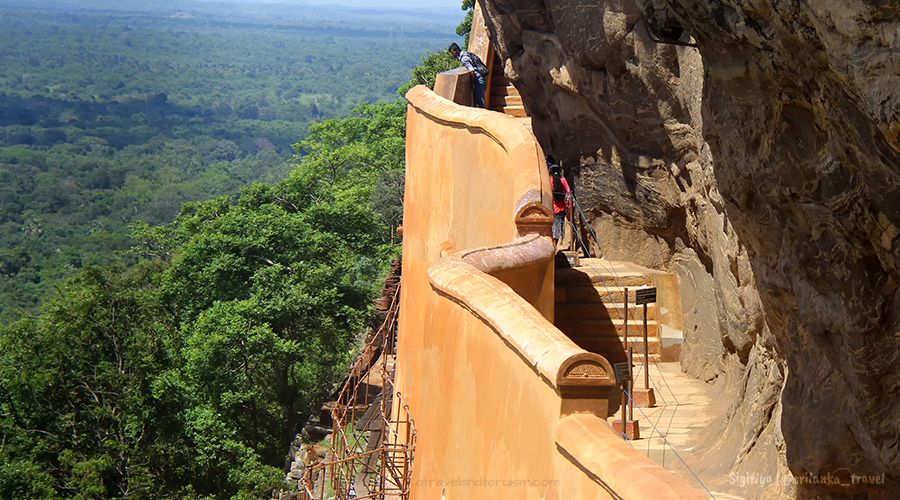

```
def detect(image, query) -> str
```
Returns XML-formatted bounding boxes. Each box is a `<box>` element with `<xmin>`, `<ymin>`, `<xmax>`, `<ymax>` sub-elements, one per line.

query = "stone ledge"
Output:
<box><xmin>429</xmin><ymin>236</ymin><xmax>614</xmax><ymax>396</ymax></box>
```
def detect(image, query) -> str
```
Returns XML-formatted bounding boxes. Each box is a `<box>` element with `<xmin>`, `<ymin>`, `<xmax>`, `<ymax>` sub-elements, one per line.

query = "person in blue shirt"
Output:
<box><xmin>448</xmin><ymin>42</ymin><xmax>487</xmax><ymax>108</ymax></box>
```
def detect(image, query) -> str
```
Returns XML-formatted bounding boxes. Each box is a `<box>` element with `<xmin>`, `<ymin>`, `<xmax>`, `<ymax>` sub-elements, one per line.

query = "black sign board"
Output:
<box><xmin>613</xmin><ymin>362</ymin><xmax>630</xmax><ymax>384</ymax></box>
<box><xmin>635</xmin><ymin>287</ymin><xmax>657</xmax><ymax>305</ymax></box>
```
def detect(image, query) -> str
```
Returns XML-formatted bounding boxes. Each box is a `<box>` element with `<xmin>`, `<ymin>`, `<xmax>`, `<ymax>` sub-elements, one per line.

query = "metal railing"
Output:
<box><xmin>299</xmin><ymin>282</ymin><xmax>416</xmax><ymax>500</ymax></box>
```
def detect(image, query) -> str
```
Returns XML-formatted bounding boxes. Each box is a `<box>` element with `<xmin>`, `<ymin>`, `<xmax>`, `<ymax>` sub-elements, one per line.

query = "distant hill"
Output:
<box><xmin>0</xmin><ymin>0</ymin><xmax>461</xmax><ymax>25</ymax></box>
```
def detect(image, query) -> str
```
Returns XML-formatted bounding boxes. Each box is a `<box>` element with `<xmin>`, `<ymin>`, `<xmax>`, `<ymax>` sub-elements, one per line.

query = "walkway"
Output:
<box><xmin>612</xmin><ymin>361</ymin><xmax>743</xmax><ymax>499</ymax></box>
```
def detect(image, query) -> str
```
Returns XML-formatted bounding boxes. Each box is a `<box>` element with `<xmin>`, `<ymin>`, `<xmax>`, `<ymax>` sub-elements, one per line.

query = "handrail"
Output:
<box><xmin>573</xmin><ymin>193</ymin><xmax>603</xmax><ymax>254</ymax></box>
<box><xmin>429</xmin><ymin>235</ymin><xmax>614</xmax><ymax>392</ymax></box>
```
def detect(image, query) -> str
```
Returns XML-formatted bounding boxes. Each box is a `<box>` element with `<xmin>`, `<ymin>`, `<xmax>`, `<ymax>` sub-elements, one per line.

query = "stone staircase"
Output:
<box><xmin>488</xmin><ymin>57</ymin><xmax>527</xmax><ymax>117</ymax></box>
<box><xmin>554</xmin><ymin>258</ymin><xmax>662</xmax><ymax>364</ymax></box>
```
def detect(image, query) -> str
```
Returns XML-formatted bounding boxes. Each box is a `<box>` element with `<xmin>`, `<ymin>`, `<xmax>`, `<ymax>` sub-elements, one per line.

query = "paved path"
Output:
<box><xmin>607</xmin><ymin>361</ymin><xmax>744</xmax><ymax>499</ymax></box>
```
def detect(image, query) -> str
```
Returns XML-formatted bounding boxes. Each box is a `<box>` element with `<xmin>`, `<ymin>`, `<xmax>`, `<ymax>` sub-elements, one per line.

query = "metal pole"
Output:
<box><xmin>404</xmin><ymin>406</ymin><xmax>411</xmax><ymax>494</ymax></box>
<box><xmin>623</xmin><ymin>288</ymin><xmax>629</xmax><ymax>349</ymax></box>
<box><xmin>561</xmin><ymin>161</ymin><xmax>574</xmax><ymax>254</ymax></box>
<box><xmin>627</xmin><ymin>347</ymin><xmax>634</xmax><ymax>422</ymax></box>
<box><xmin>569</xmin><ymin>200</ymin><xmax>576</xmax><ymax>253</ymax></box>
<box><xmin>643</xmin><ymin>303</ymin><xmax>650</xmax><ymax>390</ymax></box>
<box><xmin>620</xmin><ymin>381</ymin><xmax>627</xmax><ymax>438</ymax></box>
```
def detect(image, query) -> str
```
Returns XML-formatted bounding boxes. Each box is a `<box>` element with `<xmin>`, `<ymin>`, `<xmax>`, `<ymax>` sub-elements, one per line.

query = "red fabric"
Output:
<box><xmin>551</xmin><ymin>176</ymin><xmax>571</xmax><ymax>214</ymax></box>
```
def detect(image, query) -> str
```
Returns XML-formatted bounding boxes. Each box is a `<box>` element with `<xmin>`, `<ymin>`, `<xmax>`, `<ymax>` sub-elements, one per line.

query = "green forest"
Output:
<box><xmin>0</xmin><ymin>0</ymin><xmax>468</xmax><ymax>497</ymax></box>
<box><xmin>0</xmin><ymin>1</ymin><xmax>451</xmax><ymax>317</ymax></box>
<box><xmin>0</xmin><ymin>99</ymin><xmax>409</xmax><ymax>498</ymax></box>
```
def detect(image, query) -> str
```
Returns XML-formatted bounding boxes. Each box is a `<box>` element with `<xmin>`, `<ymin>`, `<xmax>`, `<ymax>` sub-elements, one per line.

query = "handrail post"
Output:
<box><xmin>620</xmin><ymin>382</ymin><xmax>627</xmax><ymax>438</ymax></box>
<box><xmin>627</xmin><ymin>347</ymin><xmax>634</xmax><ymax>424</ymax></box>
<box><xmin>643</xmin><ymin>303</ymin><xmax>650</xmax><ymax>390</ymax></box>
<box><xmin>623</xmin><ymin>288</ymin><xmax>629</xmax><ymax>350</ymax></box>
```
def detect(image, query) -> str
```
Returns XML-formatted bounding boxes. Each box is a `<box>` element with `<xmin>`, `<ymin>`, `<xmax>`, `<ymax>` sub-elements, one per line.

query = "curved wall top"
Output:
<box><xmin>404</xmin><ymin>84</ymin><xmax>552</xmax><ymax>252</ymax></box>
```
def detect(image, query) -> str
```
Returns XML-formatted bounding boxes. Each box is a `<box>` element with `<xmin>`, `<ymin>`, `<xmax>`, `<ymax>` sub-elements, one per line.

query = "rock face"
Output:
<box><xmin>478</xmin><ymin>0</ymin><xmax>898</xmax><ymax>496</ymax></box>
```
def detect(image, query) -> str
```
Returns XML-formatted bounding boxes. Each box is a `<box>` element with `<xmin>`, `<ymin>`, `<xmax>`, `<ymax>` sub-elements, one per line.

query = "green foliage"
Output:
<box><xmin>457</xmin><ymin>0</ymin><xmax>476</xmax><ymax>48</ymax></box>
<box><xmin>0</xmin><ymin>264</ymin><xmax>176</xmax><ymax>497</ymax></box>
<box><xmin>399</xmin><ymin>52</ymin><xmax>461</xmax><ymax>95</ymax></box>
<box><xmin>0</xmin><ymin>1</ymin><xmax>460</xmax><ymax>496</ymax></box>
<box><xmin>0</xmin><ymin>99</ymin><xmax>407</xmax><ymax>498</ymax></box>
<box><xmin>0</xmin><ymin>4</ymin><xmax>447</xmax><ymax>321</ymax></box>
<box><xmin>397</xmin><ymin>0</ymin><xmax>474</xmax><ymax>95</ymax></box>
<box><xmin>0</xmin><ymin>460</ymin><xmax>56</xmax><ymax>499</ymax></box>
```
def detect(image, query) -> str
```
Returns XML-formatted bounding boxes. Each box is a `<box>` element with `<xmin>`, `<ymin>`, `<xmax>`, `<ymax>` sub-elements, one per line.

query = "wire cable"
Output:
<box><xmin>623</xmin><ymin>386</ymin><xmax>717</xmax><ymax>499</ymax></box>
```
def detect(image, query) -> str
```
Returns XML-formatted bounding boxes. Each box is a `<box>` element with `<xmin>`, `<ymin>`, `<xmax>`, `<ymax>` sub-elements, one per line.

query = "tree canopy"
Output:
<box><xmin>0</xmin><ymin>3</ymin><xmax>448</xmax><ymax>320</ymax></box>
<box><xmin>0</xmin><ymin>101</ymin><xmax>407</xmax><ymax>498</ymax></box>
<box><xmin>0</xmin><ymin>1</ymin><xmax>466</xmax><ymax>496</ymax></box>
<box><xmin>457</xmin><ymin>0</ymin><xmax>476</xmax><ymax>47</ymax></box>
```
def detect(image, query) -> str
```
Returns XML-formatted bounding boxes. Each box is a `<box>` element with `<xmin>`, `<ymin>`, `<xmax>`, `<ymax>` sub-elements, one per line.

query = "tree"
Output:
<box><xmin>0</xmin><ymin>5</ymin><xmax>464</xmax><ymax>495</ymax></box>
<box><xmin>399</xmin><ymin>52</ymin><xmax>460</xmax><ymax>94</ymax></box>
<box><xmin>0</xmin><ymin>264</ymin><xmax>175</xmax><ymax>498</ymax></box>
<box><xmin>0</xmin><ymin>98</ymin><xmax>409</xmax><ymax>497</ymax></box>
<box><xmin>457</xmin><ymin>0</ymin><xmax>475</xmax><ymax>48</ymax></box>
<box><xmin>0</xmin><ymin>6</ymin><xmax>445</xmax><ymax>319</ymax></box>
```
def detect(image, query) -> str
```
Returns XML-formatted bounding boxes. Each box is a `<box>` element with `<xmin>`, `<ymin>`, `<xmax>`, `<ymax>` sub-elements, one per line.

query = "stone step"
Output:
<box><xmin>556</xmin><ymin>302</ymin><xmax>658</xmax><ymax>321</ymax></box>
<box><xmin>603</xmin><ymin>350</ymin><xmax>662</xmax><ymax>364</ymax></box>
<box><xmin>555</xmin><ymin>250</ymin><xmax>581</xmax><ymax>268</ymax></box>
<box><xmin>577</xmin><ymin>258</ymin><xmax>658</xmax><ymax>274</ymax></box>
<box><xmin>556</xmin><ymin>267</ymin><xmax>653</xmax><ymax>287</ymax></box>
<box><xmin>556</xmin><ymin>319</ymin><xmax>660</xmax><ymax>339</ymax></box>
<box><xmin>492</xmin><ymin>94</ymin><xmax>522</xmax><ymax>106</ymax></box>
<box><xmin>491</xmin><ymin>83</ymin><xmax>519</xmax><ymax>96</ymax></box>
<box><xmin>502</xmin><ymin>105</ymin><xmax>528</xmax><ymax>117</ymax></box>
<box><xmin>568</xmin><ymin>335</ymin><xmax>662</xmax><ymax>356</ymax></box>
<box><xmin>491</xmin><ymin>75</ymin><xmax>510</xmax><ymax>86</ymax></box>
<box><xmin>569</xmin><ymin>332</ymin><xmax>661</xmax><ymax>345</ymax></box>
<box><xmin>556</xmin><ymin>285</ymin><xmax>653</xmax><ymax>304</ymax></box>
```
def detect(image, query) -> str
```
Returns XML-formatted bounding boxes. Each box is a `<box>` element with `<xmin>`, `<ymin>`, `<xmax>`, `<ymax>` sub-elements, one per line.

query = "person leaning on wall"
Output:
<box><xmin>448</xmin><ymin>42</ymin><xmax>488</xmax><ymax>108</ymax></box>
<box><xmin>547</xmin><ymin>155</ymin><xmax>572</xmax><ymax>249</ymax></box>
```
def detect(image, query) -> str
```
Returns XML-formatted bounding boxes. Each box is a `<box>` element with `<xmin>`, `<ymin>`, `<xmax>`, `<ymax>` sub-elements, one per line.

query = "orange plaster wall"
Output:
<box><xmin>399</xmin><ymin>87</ymin><xmax>561</xmax><ymax>499</ymax></box>
<box><xmin>397</xmin><ymin>87</ymin><xmax>542</xmax><ymax>408</ymax></box>
<box><xmin>398</xmin><ymin>85</ymin><xmax>704</xmax><ymax>499</ymax></box>
<box><xmin>411</xmin><ymin>288</ymin><xmax>565</xmax><ymax>498</ymax></box>
<box><xmin>433</xmin><ymin>67</ymin><xmax>474</xmax><ymax>107</ymax></box>
<box><xmin>555</xmin><ymin>415</ymin><xmax>707</xmax><ymax>500</ymax></box>
<box><xmin>491</xmin><ymin>259</ymin><xmax>555</xmax><ymax>322</ymax></box>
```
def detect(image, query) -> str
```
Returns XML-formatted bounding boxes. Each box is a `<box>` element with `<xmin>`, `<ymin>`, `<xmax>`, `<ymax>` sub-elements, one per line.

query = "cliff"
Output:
<box><xmin>477</xmin><ymin>0</ymin><xmax>898</xmax><ymax>497</ymax></box>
